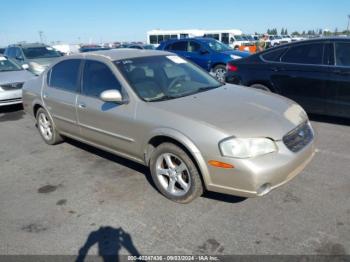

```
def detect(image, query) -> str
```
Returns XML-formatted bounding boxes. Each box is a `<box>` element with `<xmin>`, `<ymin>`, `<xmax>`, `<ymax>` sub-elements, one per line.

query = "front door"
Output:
<box><xmin>77</xmin><ymin>59</ymin><xmax>137</xmax><ymax>157</ymax></box>
<box><xmin>327</xmin><ymin>41</ymin><xmax>350</xmax><ymax>118</ymax></box>
<box><xmin>187</xmin><ymin>41</ymin><xmax>210</xmax><ymax>71</ymax></box>
<box><xmin>271</xmin><ymin>42</ymin><xmax>328</xmax><ymax>115</ymax></box>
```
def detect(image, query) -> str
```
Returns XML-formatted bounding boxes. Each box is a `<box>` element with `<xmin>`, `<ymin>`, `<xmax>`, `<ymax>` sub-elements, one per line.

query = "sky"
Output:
<box><xmin>0</xmin><ymin>0</ymin><xmax>349</xmax><ymax>46</ymax></box>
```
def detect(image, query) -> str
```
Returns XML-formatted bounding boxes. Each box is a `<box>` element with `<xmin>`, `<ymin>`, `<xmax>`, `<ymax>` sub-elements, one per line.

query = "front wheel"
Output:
<box><xmin>213</xmin><ymin>65</ymin><xmax>227</xmax><ymax>82</ymax></box>
<box><xmin>36</xmin><ymin>108</ymin><xmax>63</xmax><ymax>145</ymax></box>
<box><xmin>149</xmin><ymin>143</ymin><xmax>203</xmax><ymax>204</ymax></box>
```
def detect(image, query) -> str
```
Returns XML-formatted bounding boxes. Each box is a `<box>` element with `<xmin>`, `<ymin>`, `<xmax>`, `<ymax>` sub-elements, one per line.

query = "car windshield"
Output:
<box><xmin>115</xmin><ymin>55</ymin><xmax>222</xmax><ymax>102</ymax></box>
<box><xmin>0</xmin><ymin>57</ymin><xmax>22</xmax><ymax>72</ymax></box>
<box><xmin>206</xmin><ymin>40</ymin><xmax>232</xmax><ymax>52</ymax></box>
<box><xmin>22</xmin><ymin>46</ymin><xmax>61</xmax><ymax>59</ymax></box>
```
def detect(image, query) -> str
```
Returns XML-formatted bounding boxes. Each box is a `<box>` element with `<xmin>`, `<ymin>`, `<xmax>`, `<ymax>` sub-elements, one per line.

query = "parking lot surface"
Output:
<box><xmin>0</xmin><ymin>104</ymin><xmax>349</xmax><ymax>256</ymax></box>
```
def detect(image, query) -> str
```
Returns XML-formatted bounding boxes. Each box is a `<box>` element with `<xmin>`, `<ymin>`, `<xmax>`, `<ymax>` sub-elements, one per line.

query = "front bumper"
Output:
<box><xmin>0</xmin><ymin>89</ymin><xmax>22</xmax><ymax>106</ymax></box>
<box><xmin>203</xmin><ymin>135</ymin><xmax>316</xmax><ymax>198</ymax></box>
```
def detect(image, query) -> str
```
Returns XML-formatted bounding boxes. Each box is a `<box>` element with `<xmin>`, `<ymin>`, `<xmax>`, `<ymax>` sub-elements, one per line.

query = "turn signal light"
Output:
<box><xmin>208</xmin><ymin>160</ymin><xmax>235</xmax><ymax>169</ymax></box>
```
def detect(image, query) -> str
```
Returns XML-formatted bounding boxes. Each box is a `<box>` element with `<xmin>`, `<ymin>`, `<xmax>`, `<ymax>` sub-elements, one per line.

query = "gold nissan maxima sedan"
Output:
<box><xmin>23</xmin><ymin>49</ymin><xmax>316</xmax><ymax>203</ymax></box>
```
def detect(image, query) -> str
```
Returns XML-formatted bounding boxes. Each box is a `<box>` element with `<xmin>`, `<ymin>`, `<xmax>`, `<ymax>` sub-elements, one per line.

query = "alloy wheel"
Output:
<box><xmin>155</xmin><ymin>153</ymin><xmax>191</xmax><ymax>197</ymax></box>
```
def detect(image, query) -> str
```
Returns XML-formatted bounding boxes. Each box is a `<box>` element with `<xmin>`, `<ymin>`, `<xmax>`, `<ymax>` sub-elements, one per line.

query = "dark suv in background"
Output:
<box><xmin>157</xmin><ymin>38</ymin><xmax>250</xmax><ymax>82</ymax></box>
<box><xmin>5</xmin><ymin>43</ymin><xmax>61</xmax><ymax>75</ymax></box>
<box><xmin>225</xmin><ymin>38</ymin><xmax>350</xmax><ymax>119</ymax></box>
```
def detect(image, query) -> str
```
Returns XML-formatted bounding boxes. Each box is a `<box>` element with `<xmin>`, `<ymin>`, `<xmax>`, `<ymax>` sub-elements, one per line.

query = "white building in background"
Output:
<box><xmin>146</xmin><ymin>29</ymin><xmax>244</xmax><ymax>47</ymax></box>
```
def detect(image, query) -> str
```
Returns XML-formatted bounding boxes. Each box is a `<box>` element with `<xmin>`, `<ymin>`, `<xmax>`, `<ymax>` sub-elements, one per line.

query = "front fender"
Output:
<box><xmin>144</xmin><ymin>128</ymin><xmax>212</xmax><ymax>187</ymax></box>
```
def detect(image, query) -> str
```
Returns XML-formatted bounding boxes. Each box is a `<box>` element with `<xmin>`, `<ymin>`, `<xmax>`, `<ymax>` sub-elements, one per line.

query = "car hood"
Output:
<box><xmin>150</xmin><ymin>85</ymin><xmax>308</xmax><ymax>140</ymax></box>
<box><xmin>222</xmin><ymin>50</ymin><xmax>250</xmax><ymax>57</ymax></box>
<box><xmin>0</xmin><ymin>70</ymin><xmax>35</xmax><ymax>85</ymax></box>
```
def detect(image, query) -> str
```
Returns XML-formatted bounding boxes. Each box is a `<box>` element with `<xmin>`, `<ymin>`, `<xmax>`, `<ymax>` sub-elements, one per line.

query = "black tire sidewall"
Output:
<box><xmin>149</xmin><ymin>143</ymin><xmax>203</xmax><ymax>203</ymax></box>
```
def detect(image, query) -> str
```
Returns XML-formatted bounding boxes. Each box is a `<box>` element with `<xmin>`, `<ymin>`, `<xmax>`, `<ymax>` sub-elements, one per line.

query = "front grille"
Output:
<box><xmin>283</xmin><ymin>122</ymin><xmax>314</xmax><ymax>153</ymax></box>
<box><xmin>1</xmin><ymin>82</ymin><xmax>23</xmax><ymax>91</ymax></box>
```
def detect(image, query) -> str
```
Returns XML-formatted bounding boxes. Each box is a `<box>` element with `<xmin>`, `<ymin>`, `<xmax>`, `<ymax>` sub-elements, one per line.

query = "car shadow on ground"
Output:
<box><xmin>309</xmin><ymin>113</ymin><xmax>350</xmax><ymax>126</ymax></box>
<box><xmin>76</xmin><ymin>226</ymin><xmax>143</xmax><ymax>262</ymax></box>
<box><xmin>65</xmin><ymin>138</ymin><xmax>247</xmax><ymax>204</ymax></box>
<box><xmin>0</xmin><ymin>104</ymin><xmax>24</xmax><ymax>122</ymax></box>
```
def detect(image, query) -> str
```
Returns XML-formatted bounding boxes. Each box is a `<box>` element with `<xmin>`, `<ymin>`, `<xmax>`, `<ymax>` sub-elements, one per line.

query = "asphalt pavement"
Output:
<box><xmin>0</xmin><ymin>104</ymin><xmax>349</xmax><ymax>257</ymax></box>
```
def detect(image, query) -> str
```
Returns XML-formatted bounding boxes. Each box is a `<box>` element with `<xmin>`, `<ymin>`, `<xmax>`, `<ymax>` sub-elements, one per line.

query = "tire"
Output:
<box><xmin>36</xmin><ymin>108</ymin><xmax>63</xmax><ymax>145</ymax></box>
<box><xmin>213</xmin><ymin>64</ymin><xmax>227</xmax><ymax>83</ymax></box>
<box><xmin>149</xmin><ymin>143</ymin><xmax>203</xmax><ymax>204</ymax></box>
<box><xmin>250</xmin><ymin>83</ymin><xmax>271</xmax><ymax>92</ymax></box>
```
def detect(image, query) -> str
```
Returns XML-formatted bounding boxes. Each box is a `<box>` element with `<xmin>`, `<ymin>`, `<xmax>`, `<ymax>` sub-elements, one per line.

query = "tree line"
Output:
<box><xmin>265</xmin><ymin>28</ymin><xmax>350</xmax><ymax>36</ymax></box>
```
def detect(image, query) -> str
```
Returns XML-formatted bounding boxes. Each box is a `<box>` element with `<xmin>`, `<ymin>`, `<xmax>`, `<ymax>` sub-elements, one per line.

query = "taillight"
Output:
<box><xmin>227</xmin><ymin>64</ymin><xmax>238</xmax><ymax>72</ymax></box>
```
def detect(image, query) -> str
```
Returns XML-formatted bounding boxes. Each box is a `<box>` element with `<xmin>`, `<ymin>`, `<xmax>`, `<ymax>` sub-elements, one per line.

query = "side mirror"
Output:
<box><xmin>100</xmin><ymin>89</ymin><xmax>123</xmax><ymax>103</ymax></box>
<box><xmin>22</xmin><ymin>64</ymin><xmax>29</xmax><ymax>70</ymax></box>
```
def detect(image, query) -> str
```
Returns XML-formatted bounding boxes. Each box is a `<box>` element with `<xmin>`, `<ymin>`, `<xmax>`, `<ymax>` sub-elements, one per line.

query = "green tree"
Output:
<box><xmin>281</xmin><ymin>28</ymin><xmax>284</xmax><ymax>35</ymax></box>
<box><xmin>285</xmin><ymin>29</ymin><xmax>288</xmax><ymax>35</ymax></box>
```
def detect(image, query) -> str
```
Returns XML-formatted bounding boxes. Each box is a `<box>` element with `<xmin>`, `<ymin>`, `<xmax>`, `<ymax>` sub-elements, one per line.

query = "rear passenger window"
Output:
<box><xmin>262</xmin><ymin>47</ymin><xmax>288</xmax><ymax>62</ymax></box>
<box><xmin>281</xmin><ymin>43</ymin><xmax>324</xmax><ymax>65</ymax></box>
<box><xmin>49</xmin><ymin>59</ymin><xmax>81</xmax><ymax>92</ymax></box>
<box><xmin>168</xmin><ymin>41</ymin><xmax>187</xmax><ymax>51</ymax></box>
<box><xmin>335</xmin><ymin>43</ymin><xmax>350</xmax><ymax>66</ymax></box>
<box><xmin>82</xmin><ymin>60</ymin><xmax>121</xmax><ymax>98</ymax></box>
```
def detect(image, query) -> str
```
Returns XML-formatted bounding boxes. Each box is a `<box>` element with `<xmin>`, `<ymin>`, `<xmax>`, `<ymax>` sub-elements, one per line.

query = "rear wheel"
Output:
<box><xmin>250</xmin><ymin>83</ymin><xmax>271</xmax><ymax>92</ymax></box>
<box><xmin>150</xmin><ymin>143</ymin><xmax>203</xmax><ymax>203</ymax></box>
<box><xmin>36</xmin><ymin>108</ymin><xmax>63</xmax><ymax>145</ymax></box>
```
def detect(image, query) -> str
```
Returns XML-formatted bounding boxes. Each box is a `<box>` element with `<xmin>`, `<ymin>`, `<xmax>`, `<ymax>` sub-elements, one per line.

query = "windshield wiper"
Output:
<box><xmin>147</xmin><ymin>95</ymin><xmax>175</xmax><ymax>102</ymax></box>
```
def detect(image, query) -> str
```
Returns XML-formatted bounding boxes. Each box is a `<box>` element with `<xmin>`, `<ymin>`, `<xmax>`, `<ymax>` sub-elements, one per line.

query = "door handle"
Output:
<box><xmin>271</xmin><ymin>67</ymin><xmax>282</xmax><ymax>72</ymax></box>
<box><xmin>78</xmin><ymin>103</ymin><xmax>86</xmax><ymax>109</ymax></box>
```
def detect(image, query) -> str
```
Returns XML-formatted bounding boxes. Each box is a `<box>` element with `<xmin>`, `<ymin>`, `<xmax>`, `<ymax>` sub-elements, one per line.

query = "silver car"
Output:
<box><xmin>23</xmin><ymin>49</ymin><xmax>316</xmax><ymax>203</ymax></box>
<box><xmin>0</xmin><ymin>56</ymin><xmax>35</xmax><ymax>106</ymax></box>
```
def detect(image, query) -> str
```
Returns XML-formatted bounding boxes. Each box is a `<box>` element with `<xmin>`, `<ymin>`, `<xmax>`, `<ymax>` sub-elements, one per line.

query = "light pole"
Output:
<box><xmin>38</xmin><ymin>31</ymin><xmax>44</xmax><ymax>43</ymax></box>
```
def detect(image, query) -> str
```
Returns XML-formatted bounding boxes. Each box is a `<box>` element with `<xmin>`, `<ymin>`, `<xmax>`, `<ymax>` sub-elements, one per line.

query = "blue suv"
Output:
<box><xmin>157</xmin><ymin>37</ymin><xmax>250</xmax><ymax>81</ymax></box>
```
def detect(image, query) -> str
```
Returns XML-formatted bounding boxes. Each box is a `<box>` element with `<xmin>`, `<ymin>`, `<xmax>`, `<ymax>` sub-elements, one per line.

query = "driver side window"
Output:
<box><xmin>82</xmin><ymin>60</ymin><xmax>121</xmax><ymax>98</ymax></box>
<box><xmin>188</xmin><ymin>41</ymin><xmax>201</xmax><ymax>53</ymax></box>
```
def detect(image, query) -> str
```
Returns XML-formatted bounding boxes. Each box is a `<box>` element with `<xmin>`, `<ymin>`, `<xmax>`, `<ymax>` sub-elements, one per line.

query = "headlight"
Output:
<box><xmin>230</xmin><ymin>55</ymin><xmax>242</xmax><ymax>60</ymax></box>
<box><xmin>29</xmin><ymin>62</ymin><xmax>45</xmax><ymax>74</ymax></box>
<box><xmin>219</xmin><ymin>138</ymin><xmax>277</xmax><ymax>158</ymax></box>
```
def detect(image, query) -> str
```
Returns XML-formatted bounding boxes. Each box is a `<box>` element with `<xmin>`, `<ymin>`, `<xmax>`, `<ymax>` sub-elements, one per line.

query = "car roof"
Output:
<box><xmin>65</xmin><ymin>49</ymin><xmax>172</xmax><ymax>61</ymax></box>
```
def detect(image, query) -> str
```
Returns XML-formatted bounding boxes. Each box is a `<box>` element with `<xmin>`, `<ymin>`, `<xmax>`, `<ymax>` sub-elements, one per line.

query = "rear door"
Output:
<box><xmin>43</xmin><ymin>59</ymin><xmax>82</xmax><ymax>135</ymax></box>
<box><xmin>271</xmin><ymin>42</ymin><xmax>328</xmax><ymax>114</ymax></box>
<box><xmin>76</xmin><ymin>59</ymin><xmax>137</xmax><ymax>157</ymax></box>
<box><xmin>327</xmin><ymin>41</ymin><xmax>350</xmax><ymax>117</ymax></box>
